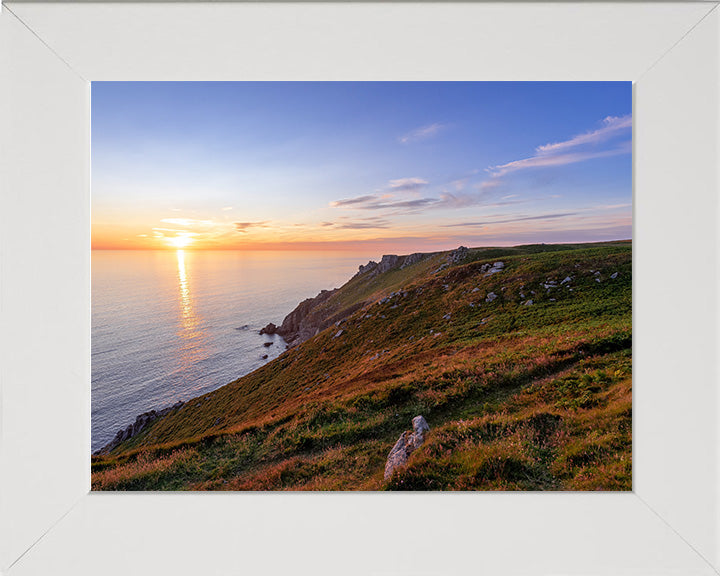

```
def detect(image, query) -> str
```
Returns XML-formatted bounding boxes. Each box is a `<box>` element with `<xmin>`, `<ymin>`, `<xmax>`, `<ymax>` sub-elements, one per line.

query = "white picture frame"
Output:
<box><xmin>1</xmin><ymin>2</ymin><xmax>718</xmax><ymax>575</ymax></box>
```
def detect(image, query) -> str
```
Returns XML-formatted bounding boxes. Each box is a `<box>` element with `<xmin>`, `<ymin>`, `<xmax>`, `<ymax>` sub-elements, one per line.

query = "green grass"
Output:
<box><xmin>92</xmin><ymin>240</ymin><xmax>631</xmax><ymax>491</ymax></box>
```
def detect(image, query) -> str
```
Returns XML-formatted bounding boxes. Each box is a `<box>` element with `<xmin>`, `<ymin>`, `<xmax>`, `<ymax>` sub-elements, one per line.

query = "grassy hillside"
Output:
<box><xmin>92</xmin><ymin>241</ymin><xmax>632</xmax><ymax>491</ymax></box>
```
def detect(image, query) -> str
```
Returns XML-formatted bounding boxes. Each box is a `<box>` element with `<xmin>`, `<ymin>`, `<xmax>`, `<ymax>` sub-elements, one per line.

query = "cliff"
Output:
<box><xmin>261</xmin><ymin>249</ymin><xmax>457</xmax><ymax>347</ymax></box>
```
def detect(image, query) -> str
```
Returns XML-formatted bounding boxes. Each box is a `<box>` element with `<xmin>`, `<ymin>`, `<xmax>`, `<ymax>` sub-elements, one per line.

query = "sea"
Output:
<box><xmin>91</xmin><ymin>250</ymin><xmax>373</xmax><ymax>452</ymax></box>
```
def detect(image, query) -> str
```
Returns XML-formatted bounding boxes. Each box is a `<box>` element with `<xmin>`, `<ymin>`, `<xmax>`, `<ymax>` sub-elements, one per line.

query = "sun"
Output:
<box><xmin>167</xmin><ymin>235</ymin><xmax>193</xmax><ymax>249</ymax></box>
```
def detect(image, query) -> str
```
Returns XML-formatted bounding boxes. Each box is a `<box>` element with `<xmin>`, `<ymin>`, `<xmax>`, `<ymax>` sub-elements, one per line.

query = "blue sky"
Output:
<box><xmin>92</xmin><ymin>81</ymin><xmax>632</xmax><ymax>251</ymax></box>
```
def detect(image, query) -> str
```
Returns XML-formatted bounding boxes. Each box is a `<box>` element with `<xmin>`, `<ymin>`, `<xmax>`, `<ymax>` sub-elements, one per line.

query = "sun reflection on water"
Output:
<box><xmin>175</xmin><ymin>250</ymin><xmax>209</xmax><ymax>387</ymax></box>
<box><xmin>177</xmin><ymin>249</ymin><xmax>192</xmax><ymax>323</ymax></box>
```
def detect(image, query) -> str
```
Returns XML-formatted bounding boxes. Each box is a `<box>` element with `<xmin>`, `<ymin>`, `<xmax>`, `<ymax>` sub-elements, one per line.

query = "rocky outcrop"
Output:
<box><xmin>358</xmin><ymin>261</ymin><xmax>378</xmax><ymax>275</ymax></box>
<box><xmin>259</xmin><ymin>322</ymin><xmax>278</xmax><ymax>335</ymax></box>
<box><xmin>270</xmin><ymin>248</ymin><xmax>468</xmax><ymax>349</ymax></box>
<box><xmin>358</xmin><ymin>252</ymin><xmax>436</xmax><ymax>277</ymax></box>
<box><xmin>264</xmin><ymin>288</ymin><xmax>341</xmax><ymax>347</ymax></box>
<box><xmin>483</xmin><ymin>261</ymin><xmax>505</xmax><ymax>277</ymax></box>
<box><xmin>94</xmin><ymin>401</ymin><xmax>184</xmax><ymax>455</ymax></box>
<box><xmin>400</xmin><ymin>252</ymin><xmax>428</xmax><ymax>269</ymax></box>
<box><xmin>356</xmin><ymin>254</ymin><xmax>400</xmax><ymax>277</ymax></box>
<box><xmin>384</xmin><ymin>415</ymin><xmax>430</xmax><ymax>480</ymax></box>
<box><xmin>448</xmin><ymin>246</ymin><xmax>469</xmax><ymax>265</ymax></box>
<box><xmin>377</xmin><ymin>254</ymin><xmax>400</xmax><ymax>274</ymax></box>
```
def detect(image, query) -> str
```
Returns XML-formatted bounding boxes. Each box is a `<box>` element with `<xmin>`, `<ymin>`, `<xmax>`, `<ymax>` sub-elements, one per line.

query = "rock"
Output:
<box><xmin>484</xmin><ymin>261</ymin><xmax>505</xmax><ymax>277</ymax></box>
<box><xmin>234</xmin><ymin>324</ymin><xmax>250</xmax><ymax>331</ymax></box>
<box><xmin>448</xmin><ymin>246</ymin><xmax>469</xmax><ymax>265</ymax></box>
<box><xmin>610</xmin><ymin>272</ymin><xmax>618</xmax><ymax>279</ymax></box>
<box><xmin>485</xmin><ymin>291</ymin><xmax>498</xmax><ymax>303</ymax></box>
<box><xmin>384</xmin><ymin>416</ymin><xmax>430</xmax><ymax>480</ymax></box>
<box><xmin>269</xmin><ymin>287</ymin><xmax>340</xmax><ymax>347</ymax></box>
<box><xmin>471</xmin><ymin>287</ymin><xmax>480</xmax><ymax>293</ymax></box>
<box><xmin>377</xmin><ymin>254</ymin><xmax>400</xmax><ymax>274</ymax></box>
<box><xmin>561</xmin><ymin>276</ymin><xmax>572</xmax><ymax>285</ymax></box>
<box><xmin>524</xmin><ymin>300</ymin><xmax>534</xmax><ymax>306</ymax></box>
<box><xmin>401</xmin><ymin>252</ymin><xmax>428</xmax><ymax>269</ymax></box>
<box><xmin>333</xmin><ymin>329</ymin><xmax>344</xmax><ymax>339</ymax></box>
<box><xmin>93</xmin><ymin>401</ymin><xmax>184</xmax><ymax>455</ymax></box>
<box><xmin>358</xmin><ymin>261</ymin><xmax>378</xmax><ymax>275</ymax></box>
<box><xmin>259</xmin><ymin>323</ymin><xmax>278</xmax><ymax>335</ymax></box>
<box><xmin>443</xmin><ymin>313</ymin><xmax>451</xmax><ymax>320</ymax></box>
<box><xmin>261</xmin><ymin>354</ymin><xmax>269</xmax><ymax>360</ymax></box>
<box><xmin>263</xmin><ymin>341</ymin><xmax>273</xmax><ymax>347</ymax></box>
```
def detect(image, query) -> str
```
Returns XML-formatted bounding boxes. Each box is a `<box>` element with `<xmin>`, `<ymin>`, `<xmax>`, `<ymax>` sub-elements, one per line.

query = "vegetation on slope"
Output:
<box><xmin>92</xmin><ymin>241</ymin><xmax>632</xmax><ymax>491</ymax></box>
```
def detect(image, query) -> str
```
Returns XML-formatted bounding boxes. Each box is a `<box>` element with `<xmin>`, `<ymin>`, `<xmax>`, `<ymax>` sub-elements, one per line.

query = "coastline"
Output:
<box><xmin>90</xmin><ymin>249</ymin><xmax>360</xmax><ymax>453</ymax></box>
<box><xmin>91</xmin><ymin>251</ymin><xmax>411</xmax><ymax>456</ymax></box>
<box><xmin>93</xmin><ymin>329</ymin><xmax>291</xmax><ymax>455</ymax></box>
<box><xmin>91</xmin><ymin>241</ymin><xmax>632</xmax><ymax>491</ymax></box>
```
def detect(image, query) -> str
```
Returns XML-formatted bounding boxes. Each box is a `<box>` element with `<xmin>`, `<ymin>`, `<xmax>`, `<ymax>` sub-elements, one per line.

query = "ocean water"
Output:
<box><xmin>91</xmin><ymin>250</ymin><xmax>371</xmax><ymax>452</ymax></box>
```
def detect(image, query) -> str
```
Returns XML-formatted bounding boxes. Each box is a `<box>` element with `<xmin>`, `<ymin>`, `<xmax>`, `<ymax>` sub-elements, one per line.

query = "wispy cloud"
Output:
<box><xmin>537</xmin><ymin>115</ymin><xmax>632</xmax><ymax>154</ymax></box>
<box><xmin>399</xmin><ymin>123</ymin><xmax>446</xmax><ymax>144</ymax></box>
<box><xmin>330</xmin><ymin>115</ymin><xmax>630</xmax><ymax>219</ymax></box>
<box><xmin>321</xmin><ymin>216</ymin><xmax>391</xmax><ymax>230</ymax></box>
<box><xmin>330</xmin><ymin>178</ymin><xmax>430</xmax><ymax>212</ymax></box>
<box><xmin>487</xmin><ymin>116</ymin><xmax>631</xmax><ymax>178</ymax></box>
<box><xmin>487</xmin><ymin>146</ymin><xmax>630</xmax><ymax>178</ymax></box>
<box><xmin>441</xmin><ymin>212</ymin><xmax>577</xmax><ymax>227</ymax></box>
<box><xmin>336</xmin><ymin>220</ymin><xmax>391</xmax><ymax>229</ymax></box>
<box><xmin>330</xmin><ymin>180</ymin><xmax>518</xmax><ymax>214</ymax></box>
<box><xmin>161</xmin><ymin>218</ymin><xmax>214</xmax><ymax>227</ymax></box>
<box><xmin>234</xmin><ymin>221</ymin><xmax>269</xmax><ymax>233</ymax></box>
<box><xmin>153</xmin><ymin>227</ymin><xmax>193</xmax><ymax>233</ymax></box>
<box><xmin>356</xmin><ymin>198</ymin><xmax>438</xmax><ymax>211</ymax></box>
<box><xmin>330</xmin><ymin>194</ymin><xmax>379</xmax><ymax>207</ymax></box>
<box><xmin>594</xmin><ymin>202</ymin><xmax>632</xmax><ymax>210</ymax></box>
<box><xmin>388</xmin><ymin>177</ymin><xmax>428</xmax><ymax>192</ymax></box>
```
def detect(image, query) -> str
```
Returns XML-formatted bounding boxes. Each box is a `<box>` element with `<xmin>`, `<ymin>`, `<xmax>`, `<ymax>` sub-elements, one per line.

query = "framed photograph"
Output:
<box><xmin>1</xmin><ymin>1</ymin><xmax>718</xmax><ymax>574</ymax></box>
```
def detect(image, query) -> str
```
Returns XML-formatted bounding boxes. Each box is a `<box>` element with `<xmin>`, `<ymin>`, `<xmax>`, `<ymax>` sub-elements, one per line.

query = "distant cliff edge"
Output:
<box><xmin>259</xmin><ymin>248</ymin><xmax>466</xmax><ymax>347</ymax></box>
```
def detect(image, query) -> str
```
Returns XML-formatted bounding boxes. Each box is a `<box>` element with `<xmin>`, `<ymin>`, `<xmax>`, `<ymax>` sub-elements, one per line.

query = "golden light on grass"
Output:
<box><xmin>92</xmin><ymin>242</ymin><xmax>632</xmax><ymax>491</ymax></box>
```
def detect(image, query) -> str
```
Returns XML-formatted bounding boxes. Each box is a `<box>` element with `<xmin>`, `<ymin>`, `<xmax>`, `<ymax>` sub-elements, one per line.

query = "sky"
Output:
<box><xmin>92</xmin><ymin>81</ymin><xmax>632</xmax><ymax>252</ymax></box>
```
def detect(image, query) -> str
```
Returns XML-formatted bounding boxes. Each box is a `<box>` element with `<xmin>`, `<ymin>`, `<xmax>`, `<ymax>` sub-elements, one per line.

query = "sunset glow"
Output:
<box><xmin>92</xmin><ymin>82</ymin><xmax>632</xmax><ymax>252</ymax></box>
<box><xmin>167</xmin><ymin>235</ymin><xmax>194</xmax><ymax>249</ymax></box>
